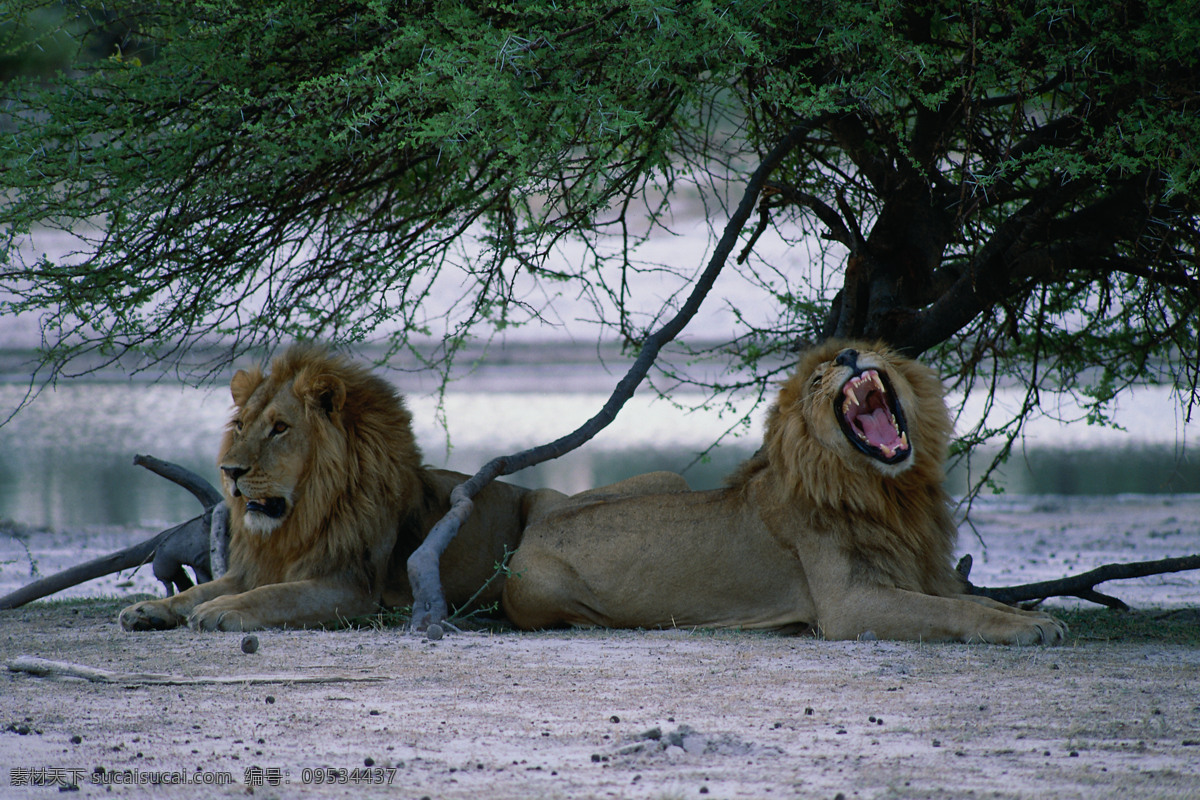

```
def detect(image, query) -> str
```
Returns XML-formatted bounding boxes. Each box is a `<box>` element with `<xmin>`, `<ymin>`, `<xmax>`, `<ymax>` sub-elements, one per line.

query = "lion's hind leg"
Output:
<box><xmin>501</xmin><ymin>549</ymin><xmax>609</xmax><ymax>630</ymax></box>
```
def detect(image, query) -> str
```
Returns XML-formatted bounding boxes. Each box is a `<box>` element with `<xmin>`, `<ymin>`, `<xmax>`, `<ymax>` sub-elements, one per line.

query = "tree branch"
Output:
<box><xmin>0</xmin><ymin>457</ymin><xmax>224</xmax><ymax>609</ymax></box>
<box><xmin>6</xmin><ymin>656</ymin><xmax>384</xmax><ymax>686</ymax></box>
<box><xmin>960</xmin><ymin>554</ymin><xmax>1200</xmax><ymax>610</ymax></box>
<box><xmin>826</xmin><ymin>112</ymin><xmax>893</xmax><ymax>193</ymax></box>
<box><xmin>737</xmin><ymin>181</ymin><xmax>862</xmax><ymax>266</ymax></box>
<box><xmin>0</xmin><ymin>515</ymin><xmax>207</xmax><ymax>610</ymax></box>
<box><xmin>894</xmin><ymin>183</ymin><xmax>1089</xmax><ymax>355</ymax></box>
<box><xmin>406</xmin><ymin>119</ymin><xmax>826</xmax><ymax>630</ymax></box>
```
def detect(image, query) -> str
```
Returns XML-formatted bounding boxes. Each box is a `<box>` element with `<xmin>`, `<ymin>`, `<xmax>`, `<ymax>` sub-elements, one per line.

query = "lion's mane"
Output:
<box><xmin>221</xmin><ymin>346</ymin><xmax>423</xmax><ymax>593</ymax></box>
<box><xmin>728</xmin><ymin>339</ymin><xmax>960</xmax><ymax>596</ymax></box>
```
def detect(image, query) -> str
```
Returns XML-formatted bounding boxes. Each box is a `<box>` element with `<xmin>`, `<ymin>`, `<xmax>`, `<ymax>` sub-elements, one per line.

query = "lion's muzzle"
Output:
<box><xmin>835</xmin><ymin>366</ymin><xmax>911</xmax><ymax>464</ymax></box>
<box><xmin>221</xmin><ymin>465</ymin><xmax>247</xmax><ymax>497</ymax></box>
<box><xmin>246</xmin><ymin>497</ymin><xmax>288</xmax><ymax>519</ymax></box>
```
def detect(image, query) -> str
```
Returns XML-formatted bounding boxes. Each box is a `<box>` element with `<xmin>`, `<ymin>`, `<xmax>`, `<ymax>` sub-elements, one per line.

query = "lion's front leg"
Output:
<box><xmin>957</xmin><ymin>593</ymin><xmax>1070</xmax><ymax>637</ymax></box>
<box><xmin>120</xmin><ymin>574</ymin><xmax>246</xmax><ymax>631</ymax></box>
<box><xmin>816</xmin><ymin>587</ymin><xmax>1068</xmax><ymax>645</ymax></box>
<box><xmin>799</xmin><ymin>538</ymin><xmax>1067</xmax><ymax>645</ymax></box>
<box><xmin>187</xmin><ymin>579</ymin><xmax>380</xmax><ymax>631</ymax></box>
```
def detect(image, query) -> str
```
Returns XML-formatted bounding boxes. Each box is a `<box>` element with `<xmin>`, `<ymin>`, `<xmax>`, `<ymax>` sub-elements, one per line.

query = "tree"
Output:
<box><xmin>2</xmin><ymin>0</ymin><xmax>1197</xmax><ymax>625</ymax></box>
<box><xmin>3</xmin><ymin>1</ymin><xmax>1197</xmax><ymax>416</ymax></box>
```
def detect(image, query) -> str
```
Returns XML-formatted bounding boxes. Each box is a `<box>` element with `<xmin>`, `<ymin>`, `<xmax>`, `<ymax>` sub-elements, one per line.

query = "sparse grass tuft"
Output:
<box><xmin>26</xmin><ymin>595</ymin><xmax>155</xmax><ymax>613</ymax></box>
<box><xmin>12</xmin><ymin>597</ymin><xmax>1200</xmax><ymax>645</ymax></box>
<box><xmin>1057</xmin><ymin>607</ymin><xmax>1200</xmax><ymax>645</ymax></box>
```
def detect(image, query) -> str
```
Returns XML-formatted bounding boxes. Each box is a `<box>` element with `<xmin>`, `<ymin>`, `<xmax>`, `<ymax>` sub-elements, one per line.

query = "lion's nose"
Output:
<box><xmin>835</xmin><ymin>349</ymin><xmax>858</xmax><ymax>369</ymax></box>
<box><xmin>221</xmin><ymin>465</ymin><xmax>248</xmax><ymax>482</ymax></box>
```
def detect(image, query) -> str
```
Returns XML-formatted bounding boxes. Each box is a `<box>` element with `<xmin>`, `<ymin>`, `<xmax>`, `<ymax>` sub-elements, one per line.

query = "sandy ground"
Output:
<box><xmin>2</xmin><ymin>602</ymin><xmax>1200</xmax><ymax>800</ymax></box>
<box><xmin>2</xmin><ymin>495</ymin><xmax>1200</xmax><ymax>799</ymax></box>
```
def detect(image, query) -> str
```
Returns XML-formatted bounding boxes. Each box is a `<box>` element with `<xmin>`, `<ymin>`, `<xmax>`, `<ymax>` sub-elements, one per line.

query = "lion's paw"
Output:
<box><xmin>120</xmin><ymin>600</ymin><xmax>185</xmax><ymax>632</ymax></box>
<box><xmin>996</xmin><ymin>612</ymin><xmax>1068</xmax><ymax>646</ymax></box>
<box><xmin>187</xmin><ymin>598</ymin><xmax>257</xmax><ymax>632</ymax></box>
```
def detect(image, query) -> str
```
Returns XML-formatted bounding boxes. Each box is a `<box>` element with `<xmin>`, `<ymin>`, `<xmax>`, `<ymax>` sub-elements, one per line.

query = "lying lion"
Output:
<box><xmin>503</xmin><ymin>340</ymin><xmax>1067</xmax><ymax>645</ymax></box>
<box><xmin>121</xmin><ymin>346</ymin><xmax>561</xmax><ymax>632</ymax></box>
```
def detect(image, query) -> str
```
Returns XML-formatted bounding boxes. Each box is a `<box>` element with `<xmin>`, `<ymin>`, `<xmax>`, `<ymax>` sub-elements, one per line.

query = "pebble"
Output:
<box><xmin>426</xmin><ymin>624</ymin><xmax>444</xmax><ymax>641</ymax></box>
<box><xmin>241</xmin><ymin>634</ymin><xmax>259</xmax><ymax>654</ymax></box>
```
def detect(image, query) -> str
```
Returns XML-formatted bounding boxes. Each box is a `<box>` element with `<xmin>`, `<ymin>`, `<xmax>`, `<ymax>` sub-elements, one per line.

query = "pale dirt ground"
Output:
<box><xmin>2</xmin><ymin>603</ymin><xmax>1200</xmax><ymax>800</ymax></box>
<box><xmin>2</xmin><ymin>495</ymin><xmax>1199</xmax><ymax>800</ymax></box>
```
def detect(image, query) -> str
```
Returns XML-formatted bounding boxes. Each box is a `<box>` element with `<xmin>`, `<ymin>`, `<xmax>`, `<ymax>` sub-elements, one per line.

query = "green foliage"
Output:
<box><xmin>1</xmin><ymin>0</ymin><xmax>1197</xmax><ymax>465</ymax></box>
<box><xmin>3</xmin><ymin>0</ymin><xmax>759</xmax><ymax>371</ymax></box>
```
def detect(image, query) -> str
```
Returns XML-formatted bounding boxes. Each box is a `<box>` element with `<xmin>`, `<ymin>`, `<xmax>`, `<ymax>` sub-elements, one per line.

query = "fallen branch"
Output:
<box><xmin>406</xmin><ymin>119</ymin><xmax>826</xmax><ymax>630</ymax></box>
<box><xmin>1</xmin><ymin>514</ymin><xmax>205</xmax><ymax>609</ymax></box>
<box><xmin>7</xmin><ymin>655</ymin><xmax>383</xmax><ymax>686</ymax></box>
<box><xmin>960</xmin><ymin>554</ymin><xmax>1200</xmax><ymax>610</ymax></box>
<box><xmin>0</xmin><ymin>456</ymin><xmax>225</xmax><ymax>609</ymax></box>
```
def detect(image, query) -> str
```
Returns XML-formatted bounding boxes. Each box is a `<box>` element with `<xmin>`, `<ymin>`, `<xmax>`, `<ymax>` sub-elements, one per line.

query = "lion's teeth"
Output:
<box><xmin>901</xmin><ymin>431</ymin><xmax>909</xmax><ymax>447</ymax></box>
<box><xmin>873</xmin><ymin>372</ymin><xmax>885</xmax><ymax>391</ymax></box>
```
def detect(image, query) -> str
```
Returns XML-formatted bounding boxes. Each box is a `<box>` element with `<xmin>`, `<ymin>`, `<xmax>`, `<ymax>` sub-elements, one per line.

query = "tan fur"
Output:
<box><xmin>121</xmin><ymin>346</ymin><xmax>561</xmax><ymax>632</ymax></box>
<box><xmin>503</xmin><ymin>340</ymin><xmax>1067</xmax><ymax>645</ymax></box>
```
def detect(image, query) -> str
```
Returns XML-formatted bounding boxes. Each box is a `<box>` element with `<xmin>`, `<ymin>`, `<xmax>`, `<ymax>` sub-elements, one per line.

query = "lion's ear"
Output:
<box><xmin>297</xmin><ymin>371</ymin><xmax>346</xmax><ymax>416</ymax></box>
<box><xmin>230</xmin><ymin>368</ymin><xmax>262</xmax><ymax>407</ymax></box>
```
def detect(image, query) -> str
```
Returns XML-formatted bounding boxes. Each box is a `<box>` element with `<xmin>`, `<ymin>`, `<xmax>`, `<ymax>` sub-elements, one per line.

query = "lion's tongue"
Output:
<box><xmin>859</xmin><ymin>407</ymin><xmax>905</xmax><ymax>453</ymax></box>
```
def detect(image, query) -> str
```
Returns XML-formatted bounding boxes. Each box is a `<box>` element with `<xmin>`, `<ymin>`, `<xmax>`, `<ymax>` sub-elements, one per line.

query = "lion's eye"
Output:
<box><xmin>234</xmin><ymin>419</ymin><xmax>244</xmax><ymax>432</ymax></box>
<box><xmin>270</xmin><ymin>421</ymin><xmax>289</xmax><ymax>436</ymax></box>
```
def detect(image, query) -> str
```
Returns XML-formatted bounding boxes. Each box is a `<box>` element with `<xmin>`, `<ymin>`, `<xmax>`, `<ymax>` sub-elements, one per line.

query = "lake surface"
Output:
<box><xmin>1</xmin><ymin>375</ymin><xmax>1198</xmax><ymax>529</ymax></box>
<box><xmin>4</xmin><ymin>229</ymin><xmax>1198</xmax><ymax>525</ymax></box>
<box><xmin>2</xmin><ymin>368</ymin><xmax>1198</xmax><ymax>610</ymax></box>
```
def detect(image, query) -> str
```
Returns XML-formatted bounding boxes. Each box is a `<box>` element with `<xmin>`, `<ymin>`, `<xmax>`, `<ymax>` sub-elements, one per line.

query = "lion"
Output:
<box><xmin>502</xmin><ymin>340</ymin><xmax>1068</xmax><ymax>645</ymax></box>
<box><xmin>120</xmin><ymin>346</ymin><xmax>561</xmax><ymax>632</ymax></box>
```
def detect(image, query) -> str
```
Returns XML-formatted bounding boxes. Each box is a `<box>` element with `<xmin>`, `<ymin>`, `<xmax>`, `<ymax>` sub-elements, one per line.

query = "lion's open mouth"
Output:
<box><xmin>246</xmin><ymin>498</ymin><xmax>288</xmax><ymax>519</ymax></box>
<box><xmin>834</xmin><ymin>368</ymin><xmax>911</xmax><ymax>464</ymax></box>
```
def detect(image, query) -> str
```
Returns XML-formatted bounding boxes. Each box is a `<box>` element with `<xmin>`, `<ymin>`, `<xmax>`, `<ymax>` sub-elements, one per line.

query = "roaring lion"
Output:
<box><xmin>121</xmin><ymin>346</ymin><xmax>558</xmax><ymax>632</ymax></box>
<box><xmin>502</xmin><ymin>340</ymin><xmax>1067</xmax><ymax>645</ymax></box>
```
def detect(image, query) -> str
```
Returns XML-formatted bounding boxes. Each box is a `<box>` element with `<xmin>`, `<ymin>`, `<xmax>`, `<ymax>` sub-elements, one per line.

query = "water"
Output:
<box><xmin>1</xmin><ymin>375</ymin><xmax>1198</xmax><ymax>608</ymax></box>
<box><xmin>4</xmin><ymin>226</ymin><xmax>1198</xmax><ymax>522</ymax></box>
<box><xmin>1</xmin><ymin>377</ymin><xmax>1199</xmax><ymax>529</ymax></box>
